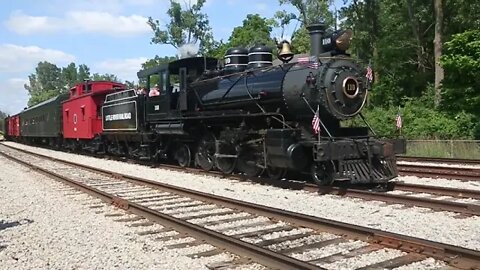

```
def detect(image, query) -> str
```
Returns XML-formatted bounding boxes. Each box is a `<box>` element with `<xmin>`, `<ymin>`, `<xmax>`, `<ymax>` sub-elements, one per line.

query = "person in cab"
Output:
<box><xmin>149</xmin><ymin>84</ymin><xmax>161</xmax><ymax>97</ymax></box>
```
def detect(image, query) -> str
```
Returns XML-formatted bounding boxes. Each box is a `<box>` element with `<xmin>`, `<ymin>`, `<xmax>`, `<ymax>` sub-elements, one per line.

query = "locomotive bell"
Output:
<box><xmin>277</xmin><ymin>40</ymin><xmax>294</xmax><ymax>63</ymax></box>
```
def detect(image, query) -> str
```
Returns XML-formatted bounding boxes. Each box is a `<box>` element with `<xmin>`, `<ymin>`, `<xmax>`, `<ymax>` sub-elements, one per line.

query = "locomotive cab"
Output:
<box><xmin>137</xmin><ymin>57</ymin><xmax>218</xmax><ymax>123</ymax></box>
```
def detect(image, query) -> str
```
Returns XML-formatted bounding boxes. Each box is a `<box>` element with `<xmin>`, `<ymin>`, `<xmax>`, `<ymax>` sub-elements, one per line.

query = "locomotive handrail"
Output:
<box><xmin>359</xmin><ymin>113</ymin><xmax>377</xmax><ymax>136</ymax></box>
<box><xmin>243</xmin><ymin>72</ymin><xmax>292</xmax><ymax>129</ymax></box>
<box><xmin>219</xmin><ymin>74</ymin><xmax>244</xmax><ymax>101</ymax></box>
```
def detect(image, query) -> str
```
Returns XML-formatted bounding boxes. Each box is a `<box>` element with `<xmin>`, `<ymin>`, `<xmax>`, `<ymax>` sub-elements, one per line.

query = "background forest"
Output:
<box><xmin>2</xmin><ymin>0</ymin><xmax>479</xmax><ymax>140</ymax></box>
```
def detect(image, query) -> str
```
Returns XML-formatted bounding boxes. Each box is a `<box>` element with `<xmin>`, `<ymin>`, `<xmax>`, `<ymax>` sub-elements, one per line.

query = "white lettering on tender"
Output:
<box><xmin>105</xmin><ymin>112</ymin><xmax>132</xmax><ymax>121</ymax></box>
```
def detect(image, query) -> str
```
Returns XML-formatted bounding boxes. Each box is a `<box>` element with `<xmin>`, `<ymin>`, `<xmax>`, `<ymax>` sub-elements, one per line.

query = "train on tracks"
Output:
<box><xmin>3</xmin><ymin>23</ymin><xmax>405</xmax><ymax>186</ymax></box>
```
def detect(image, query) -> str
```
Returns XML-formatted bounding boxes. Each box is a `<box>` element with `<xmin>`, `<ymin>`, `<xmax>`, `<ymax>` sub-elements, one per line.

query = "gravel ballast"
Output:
<box><xmin>3</xmin><ymin>142</ymin><xmax>480</xmax><ymax>252</ymax></box>
<box><xmin>0</xmin><ymin>156</ymin><xmax>235</xmax><ymax>269</ymax></box>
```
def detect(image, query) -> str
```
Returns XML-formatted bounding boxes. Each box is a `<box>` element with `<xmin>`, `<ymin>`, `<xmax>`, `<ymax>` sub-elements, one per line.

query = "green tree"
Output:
<box><xmin>276</xmin><ymin>0</ymin><xmax>334</xmax><ymax>54</ymax></box>
<box><xmin>147</xmin><ymin>0</ymin><xmax>213</xmax><ymax>54</ymax></box>
<box><xmin>207</xmin><ymin>14</ymin><xmax>277</xmax><ymax>59</ymax></box>
<box><xmin>226</xmin><ymin>14</ymin><xmax>276</xmax><ymax>52</ymax></box>
<box><xmin>24</xmin><ymin>61</ymin><xmax>64</xmax><ymax>106</ymax></box>
<box><xmin>91</xmin><ymin>73</ymin><xmax>120</xmax><ymax>82</ymax></box>
<box><xmin>279</xmin><ymin>0</ymin><xmax>333</xmax><ymax>26</ymax></box>
<box><xmin>228</xmin><ymin>14</ymin><xmax>276</xmax><ymax>48</ymax></box>
<box><xmin>61</xmin><ymin>62</ymin><xmax>78</xmax><ymax>88</ymax></box>
<box><xmin>141</xmin><ymin>55</ymin><xmax>178</xmax><ymax>70</ymax></box>
<box><xmin>77</xmin><ymin>64</ymin><xmax>91</xmax><ymax>82</ymax></box>
<box><xmin>139</xmin><ymin>55</ymin><xmax>178</xmax><ymax>86</ymax></box>
<box><xmin>0</xmin><ymin>110</ymin><xmax>7</xmax><ymax>133</ymax></box>
<box><xmin>440</xmin><ymin>30</ymin><xmax>480</xmax><ymax>117</ymax></box>
<box><xmin>433</xmin><ymin>0</ymin><xmax>444</xmax><ymax>107</ymax></box>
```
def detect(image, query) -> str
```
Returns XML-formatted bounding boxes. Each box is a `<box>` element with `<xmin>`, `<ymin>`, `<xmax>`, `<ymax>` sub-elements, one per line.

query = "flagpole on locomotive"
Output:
<box><xmin>396</xmin><ymin>106</ymin><xmax>403</xmax><ymax>136</ymax></box>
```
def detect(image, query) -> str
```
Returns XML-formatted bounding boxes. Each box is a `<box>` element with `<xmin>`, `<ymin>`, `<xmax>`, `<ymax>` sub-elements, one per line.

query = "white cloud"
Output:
<box><xmin>67</xmin><ymin>11</ymin><xmax>150</xmax><ymax>37</ymax></box>
<box><xmin>5</xmin><ymin>10</ymin><xmax>150</xmax><ymax>37</ymax></box>
<box><xmin>0</xmin><ymin>44</ymin><xmax>76</xmax><ymax>73</ymax></box>
<box><xmin>57</xmin><ymin>0</ymin><xmax>162</xmax><ymax>13</ymax></box>
<box><xmin>5</xmin><ymin>11</ymin><xmax>62</xmax><ymax>34</ymax></box>
<box><xmin>95</xmin><ymin>57</ymin><xmax>148</xmax><ymax>81</ymax></box>
<box><xmin>0</xmin><ymin>78</ymin><xmax>29</xmax><ymax>114</ymax></box>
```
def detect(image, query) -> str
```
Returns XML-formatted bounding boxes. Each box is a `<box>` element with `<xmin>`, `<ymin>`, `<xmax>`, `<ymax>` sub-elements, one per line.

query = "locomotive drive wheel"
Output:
<box><xmin>311</xmin><ymin>162</ymin><xmax>335</xmax><ymax>186</ymax></box>
<box><xmin>215</xmin><ymin>142</ymin><xmax>237</xmax><ymax>174</ymax></box>
<box><xmin>266</xmin><ymin>165</ymin><xmax>287</xmax><ymax>180</ymax></box>
<box><xmin>195</xmin><ymin>134</ymin><xmax>216</xmax><ymax>171</ymax></box>
<box><xmin>237</xmin><ymin>147</ymin><xmax>264</xmax><ymax>177</ymax></box>
<box><xmin>175</xmin><ymin>144</ymin><xmax>192</xmax><ymax>167</ymax></box>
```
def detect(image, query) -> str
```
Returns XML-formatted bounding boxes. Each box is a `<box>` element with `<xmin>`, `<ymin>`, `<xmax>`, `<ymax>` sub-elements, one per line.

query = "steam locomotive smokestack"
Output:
<box><xmin>307</xmin><ymin>23</ymin><xmax>326</xmax><ymax>57</ymax></box>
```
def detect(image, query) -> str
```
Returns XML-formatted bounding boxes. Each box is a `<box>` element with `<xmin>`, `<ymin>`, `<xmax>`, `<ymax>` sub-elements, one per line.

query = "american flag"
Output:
<box><xmin>395</xmin><ymin>111</ymin><xmax>402</xmax><ymax>130</ymax></box>
<box><xmin>312</xmin><ymin>105</ymin><xmax>320</xmax><ymax>135</ymax></box>
<box><xmin>298</xmin><ymin>56</ymin><xmax>319</xmax><ymax>69</ymax></box>
<box><xmin>365</xmin><ymin>64</ymin><xmax>373</xmax><ymax>82</ymax></box>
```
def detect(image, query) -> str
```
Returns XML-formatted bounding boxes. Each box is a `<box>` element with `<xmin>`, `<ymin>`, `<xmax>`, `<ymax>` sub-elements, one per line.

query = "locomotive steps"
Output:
<box><xmin>0</xmin><ymin>144</ymin><xmax>479</xmax><ymax>269</ymax></box>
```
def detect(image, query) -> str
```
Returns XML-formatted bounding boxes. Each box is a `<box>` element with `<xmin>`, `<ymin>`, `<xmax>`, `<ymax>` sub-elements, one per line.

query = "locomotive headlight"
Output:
<box><xmin>335</xmin><ymin>29</ymin><xmax>353</xmax><ymax>51</ymax></box>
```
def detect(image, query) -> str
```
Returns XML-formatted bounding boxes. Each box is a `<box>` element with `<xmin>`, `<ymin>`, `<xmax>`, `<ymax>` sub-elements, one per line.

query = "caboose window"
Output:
<box><xmin>83</xmin><ymin>83</ymin><xmax>92</xmax><ymax>93</ymax></box>
<box><xmin>65</xmin><ymin>110</ymin><xmax>70</xmax><ymax>122</ymax></box>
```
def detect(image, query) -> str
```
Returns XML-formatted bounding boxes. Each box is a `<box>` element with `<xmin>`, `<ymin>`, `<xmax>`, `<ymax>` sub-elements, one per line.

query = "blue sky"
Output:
<box><xmin>0</xmin><ymin>0</ymin><xmax>343</xmax><ymax>114</ymax></box>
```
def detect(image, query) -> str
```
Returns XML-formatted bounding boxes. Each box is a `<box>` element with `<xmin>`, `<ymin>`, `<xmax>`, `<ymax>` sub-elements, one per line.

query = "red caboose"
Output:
<box><xmin>7</xmin><ymin>114</ymin><xmax>21</xmax><ymax>139</ymax></box>
<box><xmin>62</xmin><ymin>81</ymin><xmax>125</xmax><ymax>149</ymax></box>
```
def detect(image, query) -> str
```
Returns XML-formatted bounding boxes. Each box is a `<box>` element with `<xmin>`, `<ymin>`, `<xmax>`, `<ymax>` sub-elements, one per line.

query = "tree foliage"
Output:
<box><xmin>278</xmin><ymin>0</ymin><xmax>333</xmax><ymax>26</ymax></box>
<box><xmin>336</xmin><ymin>0</ymin><xmax>479</xmax><ymax>138</ymax></box>
<box><xmin>24</xmin><ymin>62</ymin><xmax>125</xmax><ymax>107</ymax></box>
<box><xmin>440</xmin><ymin>30</ymin><xmax>480</xmax><ymax>117</ymax></box>
<box><xmin>138</xmin><ymin>55</ymin><xmax>178</xmax><ymax>86</ymax></box>
<box><xmin>91</xmin><ymin>73</ymin><xmax>120</xmax><ymax>82</ymax></box>
<box><xmin>25</xmin><ymin>61</ymin><xmax>64</xmax><ymax>107</ymax></box>
<box><xmin>208</xmin><ymin>14</ymin><xmax>277</xmax><ymax>59</ymax></box>
<box><xmin>147</xmin><ymin>0</ymin><xmax>214</xmax><ymax>54</ymax></box>
<box><xmin>275</xmin><ymin>0</ymin><xmax>334</xmax><ymax>54</ymax></box>
<box><xmin>361</xmin><ymin>87</ymin><xmax>476</xmax><ymax>139</ymax></box>
<box><xmin>0</xmin><ymin>110</ymin><xmax>7</xmax><ymax>133</ymax></box>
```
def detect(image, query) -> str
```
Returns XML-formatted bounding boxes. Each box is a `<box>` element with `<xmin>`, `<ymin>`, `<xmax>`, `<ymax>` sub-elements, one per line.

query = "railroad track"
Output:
<box><xmin>397</xmin><ymin>156</ymin><xmax>480</xmax><ymax>181</ymax></box>
<box><xmin>306</xmin><ymin>183</ymin><xmax>480</xmax><ymax>217</ymax></box>
<box><xmin>3</xmin><ymin>142</ymin><xmax>480</xmax><ymax>217</ymax></box>
<box><xmin>399</xmin><ymin>156</ymin><xmax>480</xmax><ymax>166</ymax></box>
<box><xmin>397</xmin><ymin>163</ymin><xmax>480</xmax><ymax>181</ymax></box>
<box><xmin>148</xmin><ymin>155</ymin><xmax>480</xmax><ymax>217</ymax></box>
<box><xmin>1</xmin><ymin>144</ymin><xmax>480</xmax><ymax>269</ymax></box>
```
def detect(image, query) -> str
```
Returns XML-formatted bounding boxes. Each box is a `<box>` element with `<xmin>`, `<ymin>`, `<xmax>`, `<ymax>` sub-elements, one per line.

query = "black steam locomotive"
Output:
<box><xmin>102</xmin><ymin>22</ymin><xmax>405</xmax><ymax>186</ymax></box>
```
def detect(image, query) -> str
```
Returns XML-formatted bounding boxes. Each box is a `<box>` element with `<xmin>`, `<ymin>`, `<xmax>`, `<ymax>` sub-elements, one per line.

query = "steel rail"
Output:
<box><xmin>398</xmin><ymin>164</ymin><xmax>480</xmax><ymax>181</ymax></box>
<box><xmin>399</xmin><ymin>156</ymin><xmax>480</xmax><ymax>165</ymax></box>
<box><xmin>395</xmin><ymin>182</ymin><xmax>480</xmax><ymax>200</ymax></box>
<box><xmin>1</xmin><ymin>144</ymin><xmax>480</xmax><ymax>268</ymax></box>
<box><xmin>0</xmin><ymin>149</ymin><xmax>321</xmax><ymax>270</ymax></box>
<box><xmin>305</xmin><ymin>184</ymin><xmax>480</xmax><ymax>216</ymax></box>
